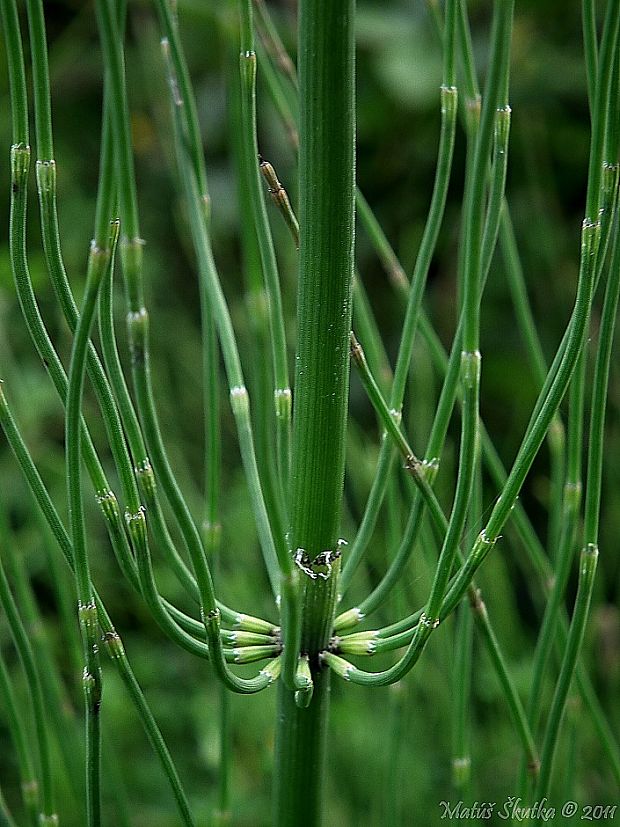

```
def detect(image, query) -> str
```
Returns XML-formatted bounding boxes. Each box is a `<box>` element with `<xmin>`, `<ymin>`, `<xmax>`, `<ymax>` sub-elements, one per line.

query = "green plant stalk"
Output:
<box><xmin>24</xmin><ymin>0</ymin><xmax>52</xmax><ymax>161</ymax></box>
<box><xmin>199</xmin><ymin>47</ymin><xmax>229</xmax><ymax>825</ymax></box>
<box><xmin>253</xmin><ymin>35</ymin><xmax>299</xmax><ymax>149</ymax></box>
<box><xmin>330</xmin><ymin>482</ymin><xmax>539</xmax><ymax>775</ymax></box>
<box><xmin>258</xmin><ymin>0</ymin><xmax>615</xmax><ymax>647</ymax></box>
<box><xmin>0</xmin><ymin>0</ymin><xmax>27</xmax><ymax>142</ymax></box>
<box><xmin>583</xmin><ymin>220</ymin><xmax>620</xmax><ymax>548</ymax></box>
<box><xmin>94</xmin><ymin>0</ymin><xmax>142</xmax><ymax>312</ymax></box>
<box><xmin>100</xmin><ymin>629</ymin><xmax>197</xmax><ymax>826</ymax></box>
<box><xmin>498</xmin><ymin>207</ymin><xmax>566</xmax><ymax>561</ymax></box>
<box><xmin>274</xmin><ymin>1</ymin><xmax>355</xmax><ymax>823</ymax></box>
<box><xmin>82</xmin><ymin>217</ymin><xmax>240</xmax><ymax>639</ymax></box>
<box><xmin>154</xmin><ymin>16</ymin><xmax>223</xmax><ymax>594</ymax></box>
<box><xmin>451</xmin><ymin>466</ymin><xmax>480</xmax><ymax>794</ymax></box>
<box><xmin>0</xmin><ymin>522</ymin><xmax>84</xmax><ymax>805</ymax></box>
<box><xmin>164</xmin><ymin>7</ymin><xmax>284</xmax><ymax>594</ymax></box>
<box><xmin>66</xmin><ymin>240</ymin><xmax>115</xmax><ymax>827</ymax></box>
<box><xmin>274</xmin><ymin>667</ymin><xmax>331</xmax><ymax>826</ymax></box>
<box><xmin>521</xmin><ymin>516</ymin><xmax>581</xmax><ymax>793</ymax></box>
<box><xmin>338</xmin><ymin>436</ymin><xmax>397</xmax><ymax>600</ymax></box>
<box><xmin>417</xmin><ymin>315</ymin><xmax>552</xmax><ymax>582</ymax></box>
<box><xmin>517</xmin><ymin>348</ymin><xmax>586</xmax><ymax>798</ymax></box>
<box><xmin>434</xmin><ymin>0</ymin><xmax>571</xmax><ymax>584</ymax></box>
<box><xmin>213</xmin><ymin>681</ymin><xmax>231</xmax><ymax>826</ymax></box>
<box><xmin>384</xmin><ymin>683</ymin><xmax>408</xmax><ymax>826</ymax></box>
<box><xmin>583</xmin><ymin>0</ymin><xmax>598</xmax><ymax>110</ymax></box>
<box><xmin>129</xmin><ymin>15</ymin><xmax>249</xmax><ymax>633</ymax></box>
<box><xmin>227</xmin><ymin>38</ymin><xmax>288</xmax><ymax>573</ymax></box>
<box><xmin>480</xmin><ymin>110</ymin><xmax>511</xmax><ymax>274</ymax></box>
<box><xmin>349</xmin><ymin>332</ymin><xmax>447</xmax><ymax>535</ymax></box>
<box><xmin>352</xmin><ymin>275</ymin><xmax>393</xmax><ymax>391</ymax></box>
<box><xmin>350</xmin><ymin>9</ymin><xmax>458</xmax><ymax>580</ymax></box>
<box><xmin>351</xmin><ymin>0</ymin><xmax>561</xmax><ymax>603</ymax></box>
<box><xmin>470</xmin><ymin>590</ymin><xmax>540</xmax><ymax>777</ymax></box>
<box><xmin>239</xmin><ymin>1</ymin><xmax>291</xmax><ymax>502</ymax></box>
<box><xmin>96</xmin><ymin>0</ymin><xmax>216</xmax><ymax>602</ymax></box>
<box><xmin>130</xmin><ymin>507</ymin><xmax>278</xmax><ymax>660</ymax></box>
<box><xmin>451</xmin><ymin>601</ymin><xmax>473</xmax><ymax>791</ymax></box>
<box><xmin>573</xmin><ymin>662</ymin><xmax>620</xmax><ymax>786</ymax></box>
<box><xmin>344</xmin><ymin>103</ymin><xmax>510</xmax><ymax>616</ymax></box>
<box><xmin>389</xmin><ymin>77</ymin><xmax>457</xmax><ymax>405</ymax></box>
<box><xmin>355</xmin><ymin>189</ymin><xmax>409</xmax><ymax>293</ymax></box>
<box><xmin>0</xmin><ymin>537</ymin><xmax>56</xmax><ymax>824</ymax></box>
<box><xmin>253</xmin><ymin>0</ymin><xmax>298</xmax><ymax>92</ymax></box>
<box><xmin>154</xmin><ymin>0</ymin><xmax>209</xmax><ymax>204</ymax></box>
<box><xmin>0</xmin><ymin>789</ymin><xmax>17</xmax><ymax>827</ymax></box>
<box><xmin>92</xmin><ymin>104</ymin><xmax>148</xmax><ymax>469</ymax></box>
<box><xmin>0</xmin><ymin>648</ymin><xmax>39</xmax><ymax>826</ymax></box>
<box><xmin>436</xmin><ymin>221</ymin><xmax>601</xmax><ymax>629</ymax></box>
<box><xmin>104</xmin><ymin>15</ymin><xmax>250</xmax><ymax>633</ymax></box>
<box><xmin>535</xmin><ymin>544</ymin><xmax>598</xmax><ymax>805</ymax></box>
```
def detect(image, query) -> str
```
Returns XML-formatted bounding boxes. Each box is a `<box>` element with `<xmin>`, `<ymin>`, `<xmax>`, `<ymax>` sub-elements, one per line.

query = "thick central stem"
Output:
<box><xmin>274</xmin><ymin>1</ymin><xmax>355</xmax><ymax>824</ymax></box>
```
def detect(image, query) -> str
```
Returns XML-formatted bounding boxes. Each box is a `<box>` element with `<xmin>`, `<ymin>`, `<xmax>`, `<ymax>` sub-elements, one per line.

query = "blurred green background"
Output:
<box><xmin>0</xmin><ymin>1</ymin><xmax>618</xmax><ymax>824</ymax></box>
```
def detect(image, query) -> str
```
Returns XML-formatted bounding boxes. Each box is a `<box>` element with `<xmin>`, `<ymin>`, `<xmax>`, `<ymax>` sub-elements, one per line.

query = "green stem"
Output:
<box><xmin>0</xmin><ymin>637</ymin><xmax>41</xmax><ymax>827</ymax></box>
<box><xmin>66</xmin><ymin>240</ymin><xmax>111</xmax><ymax>827</ymax></box>
<box><xmin>239</xmin><ymin>2</ymin><xmax>291</xmax><ymax>502</ymax></box>
<box><xmin>0</xmin><ymin>506</ymin><xmax>56</xmax><ymax>824</ymax></box>
<box><xmin>273</xmin><ymin>668</ymin><xmax>332</xmax><ymax>827</ymax></box>
<box><xmin>583</xmin><ymin>218</ymin><xmax>620</xmax><ymax>547</ymax></box>
<box><xmin>535</xmin><ymin>544</ymin><xmax>598</xmax><ymax>806</ymax></box>
<box><xmin>451</xmin><ymin>601</ymin><xmax>473</xmax><ymax>792</ymax></box>
<box><xmin>274</xmin><ymin>1</ymin><xmax>355</xmax><ymax>823</ymax></box>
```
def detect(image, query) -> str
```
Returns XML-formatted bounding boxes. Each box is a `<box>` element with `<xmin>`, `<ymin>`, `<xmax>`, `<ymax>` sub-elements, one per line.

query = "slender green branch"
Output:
<box><xmin>583</xmin><ymin>218</ymin><xmax>620</xmax><ymax>547</ymax></box>
<box><xmin>66</xmin><ymin>239</ymin><xmax>111</xmax><ymax>827</ymax></box>
<box><xmin>0</xmin><ymin>635</ymin><xmax>41</xmax><ymax>827</ymax></box>
<box><xmin>535</xmin><ymin>544</ymin><xmax>598</xmax><ymax>802</ymax></box>
<box><xmin>238</xmin><ymin>3</ymin><xmax>291</xmax><ymax>503</ymax></box>
<box><xmin>451</xmin><ymin>602</ymin><xmax>473</xmax><ymax>792</ymax></box>
<box><xmin>0</xmin><ymin>482</ymin><xmax>56</xmax><ymax>825</ymax></box>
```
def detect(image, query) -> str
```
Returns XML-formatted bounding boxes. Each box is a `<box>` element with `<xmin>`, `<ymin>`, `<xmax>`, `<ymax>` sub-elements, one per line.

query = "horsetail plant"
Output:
<box><xmin>0</xmin><ymin>0</ymin><xmax>619</xmax><ymax>824</ymax></box>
